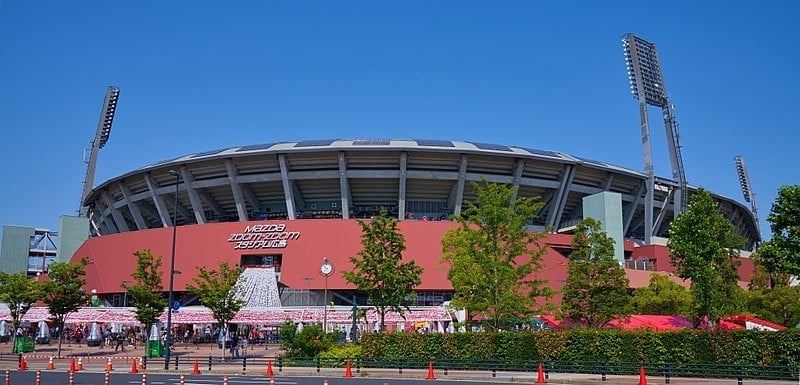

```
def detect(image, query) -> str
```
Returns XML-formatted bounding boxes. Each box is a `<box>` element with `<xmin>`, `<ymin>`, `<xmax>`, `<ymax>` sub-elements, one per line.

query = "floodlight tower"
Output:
<box><xmin>623</xmin><ymin>34</ymin><xmax>687</xmax><ymax>244</ymax></box>
<box><xmin>78</xmin><ymin>86</ymin><xmax>120</xmax><ymax>218</ymax></box>
<box><xmin>734</xmin><ymin>155</ymin><xmax>759</xmax><ymax>233</ymax></box>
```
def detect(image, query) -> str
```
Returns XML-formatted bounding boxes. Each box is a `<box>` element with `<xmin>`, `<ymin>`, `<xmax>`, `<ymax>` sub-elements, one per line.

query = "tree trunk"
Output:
<box><xmin>56</xmin><ymin>320</ymin><xmax>64</xmax><ymax>358</ymax></box>
<box><xmin>379</xmin><ymin>308</ymin><xmax>385</xmax><ymax>332</ymax></box>
<box><xmin>220</xmin><ymin>322</ymin><xmax>227</xmax><ymax>363</ymax></box>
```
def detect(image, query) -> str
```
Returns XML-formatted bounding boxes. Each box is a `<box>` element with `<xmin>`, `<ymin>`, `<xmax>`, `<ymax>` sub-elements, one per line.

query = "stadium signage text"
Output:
<box><xmin>227</xmin><ymin>223</ymin><xmax>300</xmax><ymax>249</ymax></box>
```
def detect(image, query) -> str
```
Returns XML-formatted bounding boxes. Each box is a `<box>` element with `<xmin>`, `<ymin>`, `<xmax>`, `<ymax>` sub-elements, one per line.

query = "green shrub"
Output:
<box><xmin>359</xmin><ymin>329</ymin><xmax>800</xmax><ymax>365</ymax></box>
<box><xmin>318</xmin><ymin>344</ymin><xmax>362</xmax><ymax>366</ymax></box>
<box><xmin>279</xmin><ymin>320</ymin><xmax>337</xmax><ymax>358</ymax></box>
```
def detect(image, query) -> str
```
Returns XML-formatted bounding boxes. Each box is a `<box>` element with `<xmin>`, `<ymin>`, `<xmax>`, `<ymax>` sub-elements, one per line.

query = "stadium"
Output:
<box><xmin>73</xmin><ymin>138</ymin><xmax>760</xmax><ymax>317</ymax></box>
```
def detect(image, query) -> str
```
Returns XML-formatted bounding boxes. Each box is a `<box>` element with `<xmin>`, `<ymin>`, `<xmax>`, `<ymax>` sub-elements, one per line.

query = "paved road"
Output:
<box><xmin>2</xmin><ymin>370</ymin><xmax>798</xmax><ymax>385</ymax></box>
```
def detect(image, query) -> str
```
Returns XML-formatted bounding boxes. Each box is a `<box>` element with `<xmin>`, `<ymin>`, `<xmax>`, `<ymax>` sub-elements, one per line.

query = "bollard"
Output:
<box><xmin>492</xmin><ymin>360</ymin><xmax>497</xmax><ymax>378</ymax></box>
<box><xmin>356</xmin><ymin>357</ymin><xmax>361</xmax><ymax>374</ymax></box>
<box><xmin>316</xmin><ymin>357</ymin><xmax>320</xmax><ymax>373</ymax></box>
<box><xmin>223</xmin><ymin>375</ymin><xmax>229</xmax><ymax>385</ymax></box>
<box><xmin>737</xmin><ymin>364</ymin><xmax>743</xmax><ymax>385</ymax></box>
<box><xmin>443</xmin><ymin>359</ymin><xmax>448</xmax><ymax>376</ymax></box>
<box><xmin>4</xmin><ymin>369</ymin><xmax>8</xmax><ymax>385</ymax></box>
<box><xmin>69</xmin><ymin>371</ymin><xmax>74</xmax><ymax>385</ymax></box>
<box><xmin>664</xmin><ymin>362</ymin><xmax>670</xmax><ymax>385</ymax></box>
<box><xmin>175</xmin><ymin>355</ymin><xmax>179</xmax><ymax>371</ymax></box>
<box><xmin>278</xmin><ymin>357</ymin><xmax>283</xmax><ymax>373</ymax></box>
<box><xmin>141</xmin><ymin>372</ymin><xmax>147</xmax><ymax>385</ymax></box>
<box><xmin>601</xmin><ymin>361</ymin><xmax>607</xmax><ymax>382</ymax></box>
<box><xmin>208</xmin><ymin>354</ymin><xmax>212</xmax><ymax>372</ymax></box>
<box><xmin>35</xmin><ymin>370</ymin><xmax>41</xmax><ymax>385</ymax></box>
<box><xmin>179</xmin><ymin>374</ymin><xmax>185</xmax><ymax>385</ymax></box>
<box><xmin>142</xmin><ymin>356</ymin><xmax>147</xmax><ymax>370</ymax></box>
<box><xmin>104</xmin><ymin>370</ymin><xmax>110</xmax><ymax>385</ymax></box>
<box><xmin>242</xmin><ymin>356</ymin><xmax>247</xmax><ymax>374</ymax></box>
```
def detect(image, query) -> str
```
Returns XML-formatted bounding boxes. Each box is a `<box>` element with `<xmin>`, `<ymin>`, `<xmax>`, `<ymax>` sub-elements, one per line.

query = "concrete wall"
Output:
<box><xmin>0</xmin><ymin>225</ymin><xmax>35</xmax><ymax>274</ymax></box>
<box><xmin>582</xmin><ymin>191</ymin><xmax>624</xmax><ymax>263</ymax></box>
<box><xmin>56</xmin><ymin>216</ymin><xmax>89</xmax><ymax>262</ymax></box>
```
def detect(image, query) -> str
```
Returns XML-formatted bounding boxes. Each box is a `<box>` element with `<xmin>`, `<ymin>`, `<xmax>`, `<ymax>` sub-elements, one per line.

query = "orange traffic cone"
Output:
<box><xmin>192</xmin><ymin>359</ymin><xmax>200</xmax><ymax>375</ymax></box>
<box><xmin>76</xmin><ymin>358</ymin><xmax>84</xmax><ymax>371</ymax></box>
<box><xmin>69</xmin><ymin>358</ymin><xmax>77</xmax><ymax>373</ymax></box>
<box><xmin>18</xmin><ymin>356</ymin><xmax>27</xmax><ymax>371</ymax></box>
<box><xmin>265</xmin><ymin>360</ymin><xmax>274</xmax><ymax>376</ymax></box>
<box><xmin>536</xmin><ymin>362</ymin><xmax>546</xmax><ymax>384</ymax></box>
<box><xmin>106</xmin><ymin>358</ymin><xmax>114</xmax><ymax>371</ymax></box>
<box><xmin>426</xmin><ymin>361</ymin><xmax>435</xmax><ymax>380</ymax></box>
<box><xmin>47</xmin><ymin>357</ymin><xmax>55</xmax><ymax>370</ymax></box>
<box><xmin>138</xmin><ymin>358</ymin><xmax>145</xmax><ymax>371</ymax></box>
<box><xmin>344</xmin><ymin>360</ymin><xmax>353</xmax><ymax>377</ymax></box>
<box><xmin>638</xmin><ymin>366</ymin><xmax>647</xmax><ymax>385</ymax></box>
<box><xmin>129</xmin><ymin>358</ymin><xmax>139</xmax><ymax>374</ymax></box>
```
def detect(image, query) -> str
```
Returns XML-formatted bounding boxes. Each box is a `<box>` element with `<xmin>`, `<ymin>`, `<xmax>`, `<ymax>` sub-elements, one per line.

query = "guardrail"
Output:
<box><xmin>133</xmin><ymin>355</ymin><xmax>799</xmax><ymax>382</ymax></box>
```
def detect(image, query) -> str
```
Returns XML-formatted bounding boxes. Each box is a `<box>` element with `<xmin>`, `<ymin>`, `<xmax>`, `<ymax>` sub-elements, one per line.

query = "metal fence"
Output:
<box><xmin>135</xmin><ymin>355</ymin><xmax>799</xmax><ymax>382</ymax></box>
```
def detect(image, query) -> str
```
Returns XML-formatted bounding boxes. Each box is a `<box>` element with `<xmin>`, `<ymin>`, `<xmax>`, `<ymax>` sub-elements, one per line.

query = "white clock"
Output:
<box><xmin>320</xmin><ymin>261</ymin><xmax>333</xmax><ymax>276</ymax></box>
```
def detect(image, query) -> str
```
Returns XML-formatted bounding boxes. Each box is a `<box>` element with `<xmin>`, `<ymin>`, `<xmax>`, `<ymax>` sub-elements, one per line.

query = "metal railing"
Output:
<box><xmin>131</xmin><ymin>355</ymin><xmax>800</xmax><ymax>382</ymax></box>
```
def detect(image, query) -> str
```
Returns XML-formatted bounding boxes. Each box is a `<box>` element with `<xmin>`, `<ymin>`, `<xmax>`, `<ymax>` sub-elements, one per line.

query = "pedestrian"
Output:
<box><xmin>114</xmin><ymin>332</ymin><xmax>124</xmax><ymax>352</ymax></box>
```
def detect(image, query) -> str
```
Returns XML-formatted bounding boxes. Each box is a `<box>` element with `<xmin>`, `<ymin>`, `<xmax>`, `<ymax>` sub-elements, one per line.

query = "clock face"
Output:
<box><xmin>320</xmin><ymin>263</ymin><xmax>333</xmax><ymax>275</ymax></box>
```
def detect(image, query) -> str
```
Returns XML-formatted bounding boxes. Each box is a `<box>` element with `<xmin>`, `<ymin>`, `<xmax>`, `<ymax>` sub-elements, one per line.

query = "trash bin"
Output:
<box><xmin>13</xmin><ymin>336</ymin><xmax>34</xmax><ymax>353</ymax></box>
<box><xmin>147</xmin><ymin>340</ymin><xmax>165</xmax><ymax>357</ymax></box>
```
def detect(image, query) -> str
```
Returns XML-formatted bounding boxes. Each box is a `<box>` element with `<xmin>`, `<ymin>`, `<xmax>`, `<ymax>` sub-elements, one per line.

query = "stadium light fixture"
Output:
<box><xmin>734</xmin><ymin>156</ymin><xmax>759</xmax><ymax>231</ymax></box>
<box><xmin>622</xmin><ymin>33</ymin><xmax>689</xmax><ymax>243</ymax></box>
<box><xmin>79</xmin><ymin>86</ymin><xmax>120</xmax><ymax>218</ymax></box>
<box><xmin>165</xmin><ymin>169</ymin><xmax>180</xmax><ymax>370</ymax></box>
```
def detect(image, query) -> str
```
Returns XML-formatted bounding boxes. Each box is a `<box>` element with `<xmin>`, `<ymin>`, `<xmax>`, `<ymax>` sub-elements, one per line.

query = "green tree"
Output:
<box><xmin>343</xmin><ymin>210</ymin><xmax>423</xmax><ymax>332</ymax></box>
<box><xmin>757</xmin><ymin>185</ymin><xmax>800</xmax><ymax>287</ymax></box>
<box><xmin>123</xmin><ymin>250</ymin><xmax>167</xmax><ymax>341</ymax></box>
<box><xmin>630</xmin><ymin>273</ymin><xmax>692</xmax><ymax>315</ymax></box>
<box><xmin>561</xmin><ymin>218</ymin><xmax>630</xmax><ymax>327</ymax></box>
<box><xmin>748</xmin><ymin>285</ymin><xmax>800</xmax><ymax>327</ymax></box>
<box><xmin>441</xmin><ymin>180</ymin><xmax>551</xmax><ymax>331</ymax></box>
<box><xmin>667</xmin><ymin>188</ymin><xmax>745</xmax><ymax>329</ymax></box>
<box><xmin>0</xmin><ymin>272</ymin><xmax>42</xmax><ymax>349</ymax></box>
<box><xmin>186</xmin><ymin>261</ymin><xmax>245</xmax><ymax>360</ymax></box>
<box><xmin>42</xmin><ymin>258</ymin><xmax>88</xmax><ymax>357</ymax></box>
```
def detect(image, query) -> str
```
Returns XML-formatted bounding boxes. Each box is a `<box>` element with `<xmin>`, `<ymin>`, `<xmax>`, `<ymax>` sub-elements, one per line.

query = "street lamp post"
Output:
<box><xmin>302</xmin><ymin>277</ymin><xmax>313</xmax><ymax>306</ymax></box>
<box><xmin>164</xmin><ymin>170</ymin><xmax>180</xmax><ymax>370</ymax></box>
<box><xmin>319</xmin><ymin>258</ymin><xmax>333</xmax><ymax>333</ymax></box>
<box><xmin>121</xmin><ymin>280</ymin><xmax>130</xmax><ymax>307</ymax></box>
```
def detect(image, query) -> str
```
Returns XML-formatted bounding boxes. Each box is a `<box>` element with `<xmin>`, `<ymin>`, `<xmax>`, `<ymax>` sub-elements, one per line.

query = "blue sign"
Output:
<box><xmin>173</xmin><ymin>301</ymin><xmax>181</xmax><ymax>311</ymax></box>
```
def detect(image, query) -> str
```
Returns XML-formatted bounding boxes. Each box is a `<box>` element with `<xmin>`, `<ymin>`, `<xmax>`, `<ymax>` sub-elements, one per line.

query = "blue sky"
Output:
<box><xmin>1</xmin><ymin>1</ymin><xmax>797</xmax><ymax>238</ymax></box>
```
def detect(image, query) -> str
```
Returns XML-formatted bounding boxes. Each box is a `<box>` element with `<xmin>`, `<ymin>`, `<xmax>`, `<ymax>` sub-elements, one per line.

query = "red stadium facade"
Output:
<box><xmin>72</xmin><ymin>218</ymin><xmax>755</xmax><ymax>308</ymax></box>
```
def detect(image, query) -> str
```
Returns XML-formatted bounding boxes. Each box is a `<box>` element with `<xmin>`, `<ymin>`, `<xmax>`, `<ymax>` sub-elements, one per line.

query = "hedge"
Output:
<box><xmin>360</xmin><ymin>329</ymin><xmax>800</xmax><ymax>366</ymax></box>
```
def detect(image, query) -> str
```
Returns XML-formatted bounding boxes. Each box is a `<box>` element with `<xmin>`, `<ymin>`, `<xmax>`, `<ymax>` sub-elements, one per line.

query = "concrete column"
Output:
<box><xmin>338</xmin><ymin>152</ymin><xmax>351</xmax><ymax>219</ymax></box>
<box><xmin>144</xmin><ymin>173</ymin><xmax>172</xmax><ymax>227</ymax></box>
<box><xmin>179</xmin><ymin>166</ymin><xmax>207</xmax><ymax>224</ymax></box>
<box><xmin>398</xmin><ymin>152</ymin><xmax>408</xmax><ymax>220</ymax></box>
<box><xmin>101</xmin><ymin>191</ymin><xmax>129</xmax><ymax>232</ymax></box>
<box><xmin>119</xmin><ymin>182</ymin><xmax>147</xmax><ymax>230</ymax></box>
<box><xmin>278</xmin><ymin>154</ymin><xmax>296</xmax><ymax>220</ymax></box>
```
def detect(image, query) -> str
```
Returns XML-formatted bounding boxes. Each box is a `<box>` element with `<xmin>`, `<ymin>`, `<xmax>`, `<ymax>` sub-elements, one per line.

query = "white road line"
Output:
<box><xmin>167</xmin><ymin>380</ymin><xmax>295</xmax><ymax>384</ymax></box>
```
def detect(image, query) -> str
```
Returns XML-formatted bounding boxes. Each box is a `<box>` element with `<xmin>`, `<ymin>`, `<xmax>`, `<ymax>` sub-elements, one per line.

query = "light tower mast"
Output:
<box><xmin>78</xmin><ymin>86</ymin><xmax>120</xmax><ymax>218</ymax></box>
<box><xmin>623</xmin><ymin>34</ymin><xmax>687</xmax><ymax>244</ymax></box>
<box><xmin>734</xmin><ymin>155</ymin><xmax>759</xmax><ymax>234</ymax></box>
